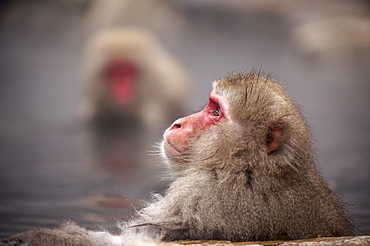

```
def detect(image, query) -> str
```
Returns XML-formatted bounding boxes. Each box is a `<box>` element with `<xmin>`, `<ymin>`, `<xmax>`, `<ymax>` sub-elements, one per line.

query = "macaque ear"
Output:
<box><xmin>266</xmin><ymin>121</ymin><xmax>285</xmax><ymax>153</ymax></box>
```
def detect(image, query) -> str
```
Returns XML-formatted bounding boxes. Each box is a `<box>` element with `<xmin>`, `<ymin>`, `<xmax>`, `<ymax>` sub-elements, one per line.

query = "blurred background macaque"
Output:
<box><xmin>80</xmin><ymin>27</ymin><xmax>190</xmax><ymax>132</ymax></box>
<box><xmin>79</xmin><ymin>27</ymin><xmax>190</xmax><ymax>188</ymax></box>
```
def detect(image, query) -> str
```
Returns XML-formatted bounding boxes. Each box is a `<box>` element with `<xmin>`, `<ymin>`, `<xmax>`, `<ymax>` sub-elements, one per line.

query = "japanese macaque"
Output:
<box><xmin>1</xmin><ymin>72</ymin><xmax>353</xmax><ymax>245</ymax></box>
<box><xmin>80</xmin><ymin>27</ymin><xmax>189</xmax><ymax>130</ymax></box>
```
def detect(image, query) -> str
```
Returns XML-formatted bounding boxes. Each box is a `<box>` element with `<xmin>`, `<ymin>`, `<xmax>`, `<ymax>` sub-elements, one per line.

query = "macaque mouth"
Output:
<box><xmin>103</xmin><ymin>58</ymin><xmax>139</xmax><ymax>104</ymax></box>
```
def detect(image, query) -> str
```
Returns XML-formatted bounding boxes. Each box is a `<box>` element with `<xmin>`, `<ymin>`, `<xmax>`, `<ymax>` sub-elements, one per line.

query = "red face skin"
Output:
<box><xmin>163</xmin><ymin>91</ymin><xmax>228</xmax><ymax>159</ymax></box>
<box><xmin>103</xmin><ymin>58</ymin><xmax>139</xmax><ymax>105</ymax></box>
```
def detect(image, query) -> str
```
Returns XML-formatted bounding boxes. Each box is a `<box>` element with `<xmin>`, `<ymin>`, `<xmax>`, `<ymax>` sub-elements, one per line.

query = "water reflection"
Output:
<box><xmin>81</xmin><ymin>123</ymin><xmax>168</xmax><ymax>189</ymax></box>
<box><xmin>0</xmin><ymin>121</ymin><xmax>168</xmax><ymax>237</ymax></box>
<box><xmin>79</xmin><ymin>124</ymin><xmax>168</xmax><ymax>233</ymax></box>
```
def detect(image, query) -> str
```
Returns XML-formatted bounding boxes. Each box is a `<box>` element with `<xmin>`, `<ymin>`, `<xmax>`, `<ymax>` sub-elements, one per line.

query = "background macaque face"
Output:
<box><xmin>102</xmin><ymin>58</ymin><xmax>139</xmax><ymax>105</ymax></box>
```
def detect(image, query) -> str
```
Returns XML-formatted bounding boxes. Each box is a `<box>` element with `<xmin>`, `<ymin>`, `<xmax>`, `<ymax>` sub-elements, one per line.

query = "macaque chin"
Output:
<box><xmin>80</xmin><ymin>27</ymin><xmax>190</xmax><ymax>130</ymax></box>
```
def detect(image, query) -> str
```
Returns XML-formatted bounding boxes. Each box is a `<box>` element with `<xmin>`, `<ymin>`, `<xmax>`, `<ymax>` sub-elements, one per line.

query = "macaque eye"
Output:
<box><xmin>212</xmin><ymin>109</ymin><xmax>220</xmax><ymax>117</ymax></box>
<box><xmin>207</xmin><ymin>96</ymin><xmax>222</xmax><ymax>118</ymax></box>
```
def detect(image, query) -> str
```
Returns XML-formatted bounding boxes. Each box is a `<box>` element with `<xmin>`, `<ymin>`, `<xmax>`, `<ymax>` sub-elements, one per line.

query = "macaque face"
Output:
<box><xmin>102</xmin><ymin>58</ymin><xmax>139</xmax><ymax>105</ymax></box>
<box><xmin>163</xmin><ymin>91</ymin><xmax>229</xmax><ymax>161</ymax></box>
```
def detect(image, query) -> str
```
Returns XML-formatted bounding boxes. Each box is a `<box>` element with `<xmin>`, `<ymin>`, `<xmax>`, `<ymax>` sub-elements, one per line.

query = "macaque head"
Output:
<box><xmin>81</xmin><ymin>27</ymin><xmax>190</xmax><ymax>130</ymax></box>
<box><xmin>83</xmin><ymin>28</ymin><xmax>164</xmax><ymax>107</ymax></box>
<box><xmin>163</xmin><ymin>72</ymin><xmax>310</xmax><ymax>175</ymax></box>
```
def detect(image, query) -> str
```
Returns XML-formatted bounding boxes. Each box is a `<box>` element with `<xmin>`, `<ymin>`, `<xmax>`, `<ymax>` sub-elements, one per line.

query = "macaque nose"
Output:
<box><xmin>168</xmin><ymin>119</ymin><xmax>183</xmax><ymax>131</ymax></box>
<box><xmin>172</xmin><ymin>122</ymin><xmax>182</xmax><ymax>129</ymax></box>
<box><xmin>165</xmin><ymin>117</ymin><xmax>190</xmax><ymax>137</ymax></box>
<box><xmin>166</xmin><ymin>112</ymin><xmax>203</xmax><ymax>136</ymax></box>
